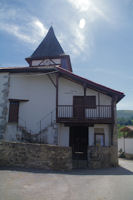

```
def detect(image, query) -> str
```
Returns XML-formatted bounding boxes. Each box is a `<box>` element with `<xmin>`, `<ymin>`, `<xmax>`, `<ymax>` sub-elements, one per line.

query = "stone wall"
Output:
<box><xmin>0</xmin><ymin>73</ymin><xmax>9</xmax><ymax>140</ymax></box>
<box><xmin>125</xmin><ymin>153</ymin><xmax>133</xmax><ymax>159</ymax></box>
<box><xmin>88</xmin><ymin>146</ymin><xmax>118</xmax><ymax>169</ymax></box>
<box><xmin>0</xmin><ymin>142</ymin><xmax>72</xmax><ymax>170</ymax></box>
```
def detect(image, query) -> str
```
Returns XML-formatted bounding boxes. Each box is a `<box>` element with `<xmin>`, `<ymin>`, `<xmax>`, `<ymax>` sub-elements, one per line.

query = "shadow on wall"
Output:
<box><xmin>0</xmin><ymin>165</ymin><xmax>133</xmax><ymax>176</ymax></box>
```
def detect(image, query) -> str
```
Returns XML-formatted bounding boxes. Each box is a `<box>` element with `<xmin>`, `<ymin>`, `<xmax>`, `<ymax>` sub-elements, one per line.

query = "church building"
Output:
<box><xmin>0</xmin><ymin>27</ymin><xmax>124</xmax><ymax>168</ymax></box>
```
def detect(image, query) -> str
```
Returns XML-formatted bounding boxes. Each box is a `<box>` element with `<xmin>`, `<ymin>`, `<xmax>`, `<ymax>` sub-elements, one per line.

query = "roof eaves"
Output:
<box><xmin>0</xmin><ymin>66</ymin><xmax>57</xmax><ymax>73</ymax></box>
<box><xmin>55</xmin><ymin>66</ymin><xmax>125</xmax><ymax>102</ymax></box>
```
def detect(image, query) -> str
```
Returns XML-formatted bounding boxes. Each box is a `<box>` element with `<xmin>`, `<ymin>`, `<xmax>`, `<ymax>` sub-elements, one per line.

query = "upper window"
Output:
<box><xmin>8</xmin><ymin>100</ymin><xmax>19</xmax><ymax>123</ymax></box>
<box><xmin>84</xmin><ymin>96</ymin><xmax>96</xmax><ymax>108</ymax></box>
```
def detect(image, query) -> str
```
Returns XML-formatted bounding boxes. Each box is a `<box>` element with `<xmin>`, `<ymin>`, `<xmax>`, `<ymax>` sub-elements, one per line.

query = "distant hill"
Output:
<box><xmin>117</xmin><ymin>110</ymin><xmax>133</xmax><ymax>119</ymax></box>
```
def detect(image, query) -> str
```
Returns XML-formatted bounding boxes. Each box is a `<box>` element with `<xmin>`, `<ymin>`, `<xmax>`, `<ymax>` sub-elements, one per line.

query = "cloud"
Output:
<box><xmin>68</xmin><ymin>0</ymin><xmax>92</xmax><ymax>12</ymax></box>
<box><xmin>32</xmin><ymin>19</ymin><xmax>47</xmax><ymax>37</ymax></box>
<box><xmin>64</xmin><ymin>0</ymin><xmax>112</xmax><ymax>57</ymax></box>
<box><xmin>0</xmin><ymin>23</ymin><xmax>35</xmax><ymax>43</ymax></box>
<box><xmin>67</xmin><ymin>0</ymin><xmax>110</xmax><ymax>22</ymax></box>
<box><xmin>63</xmin><ymin>21</ymin><xmax>87</xmax><ymax>56</ymax></box>
<box><xmin>0</xmin><ymin>0</ymin><xmax>114</xmax><ymax>58</ymax></box>
<box><xmin>0</xmin><ymin>4</ymin><xmax>47</xmax><ymax>45</ymax></box>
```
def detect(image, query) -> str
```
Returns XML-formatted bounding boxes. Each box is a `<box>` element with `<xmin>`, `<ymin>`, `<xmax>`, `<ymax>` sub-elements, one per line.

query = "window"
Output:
<box><xmin>94</xmin><ymin>133</ymin><xmax>105</xmax><ymax>146</ymax></box>
<box><xmin>8</xmin><ymin>100</ymin><xmax>19</xmax><ymax>122</ymax></box>
<box><xmin>73</xmin><ymin>96</ymin><xmax>96</xmax><ymax>108</ymax></box>
<box><xmin>84</xmin><ymin>96</ymin><xmax>96</xmax><ymax>108</ymax></box>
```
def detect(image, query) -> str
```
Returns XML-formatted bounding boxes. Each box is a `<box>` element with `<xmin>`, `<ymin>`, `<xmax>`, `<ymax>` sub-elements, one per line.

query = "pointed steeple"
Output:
<box><xmin>26</xmin><ymin>26</ymin><xmax>72</xmax><ymax>72</ymax></box>
<box><xmin>32</xmin><ymin>26</ymin><xmax>65</xmax><ymax>58</ymax></box>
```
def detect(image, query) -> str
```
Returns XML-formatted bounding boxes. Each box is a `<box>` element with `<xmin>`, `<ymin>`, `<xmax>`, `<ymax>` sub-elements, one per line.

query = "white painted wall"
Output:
<box><xmin>99</xmin><ymin>93</ymin><xmax>111</xmax><ymax>105</ymax></box>
<box><xmin>6</xmin><ymin>73</ymin><xmax>57</xmax><ymax>141</ymax></box>
<box><xmin>4</xmin><ymin>73</ymin><xmax>112</xmax><ymax>145</ymax></box>
<box><xmin>5</xmin><ymin>124</ymin><xmax>18</xmax><ymax>141</ymax></box>
<box><xmin>58</xmin><ymin>77</ymin><xmax>84</xmax><ymax>105</ymax></box>
<box><xmin>58</xmin><ymin>77</ymin><xmax>112</xmax><ymax>118</ymax></box>
<box><xmin>58</xmin><ymin>83</ymin><xmax>111</xmax><ymax>106</ymax></box>
<box><xmin>118</xmin><ymin>138</ymin><xmax>133</xmax><ymax>154</ymax></box>
<box><xmin>88</xmin><ymin>127</ymin><xmax>94</xmax><ymax>146</ymax></box>
<box><xmin>88</xmin><ymin>124</ymin><xmax>111</xmax><ymax>146</ymax></box>
<box><xmin>58</xmin><ymin>124</ymin><xmax>69</xmax><ymax>147</ymax></box>
<box><xmin>86</xmin><ymin>88</ymin><xmax>98</xmax><ymax>104</ymax></box>
<box><xmin>57</xmin><ymin>124</ymin><xmax>111</xmax><ymax>147</ymax></box>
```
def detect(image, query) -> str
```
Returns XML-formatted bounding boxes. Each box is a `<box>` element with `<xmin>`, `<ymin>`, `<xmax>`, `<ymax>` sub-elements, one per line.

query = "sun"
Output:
<box><xmin>79</xmin><ymin>18</ymin><xmax>86</xmax><ymax>29</ymax></box>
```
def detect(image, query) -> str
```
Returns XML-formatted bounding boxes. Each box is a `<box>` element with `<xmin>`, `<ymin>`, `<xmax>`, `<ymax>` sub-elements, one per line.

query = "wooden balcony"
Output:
<box><xmin>56</xmin><ymin>105</ymin><xmax>113</xmax><ymax>124</ymax></box>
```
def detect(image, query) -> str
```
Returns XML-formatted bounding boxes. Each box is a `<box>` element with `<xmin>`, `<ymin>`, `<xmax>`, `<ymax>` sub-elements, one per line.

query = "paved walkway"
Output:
<box><xmin>0</xmin><ymin>159</ymin><xmax>133</xmax><ymax>200</ymax></box>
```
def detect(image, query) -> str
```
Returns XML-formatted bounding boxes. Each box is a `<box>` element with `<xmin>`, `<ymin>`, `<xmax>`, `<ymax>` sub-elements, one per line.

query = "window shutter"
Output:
<box><xmin>85</xmin><ymin>96</ymin><xmax>96</xmax><ymax>108</ymax></box>
<box><xmin>8</xmin><ymin>101</ymin><xmax>19</xmax><ymax>122</ymax></box>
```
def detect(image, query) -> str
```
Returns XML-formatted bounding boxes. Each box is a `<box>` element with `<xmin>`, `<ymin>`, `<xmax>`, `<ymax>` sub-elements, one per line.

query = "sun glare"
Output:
<box><xmin>79</xmin><ymin>18</ymin><xmax>86</xmax><ymax>29</ymax></box>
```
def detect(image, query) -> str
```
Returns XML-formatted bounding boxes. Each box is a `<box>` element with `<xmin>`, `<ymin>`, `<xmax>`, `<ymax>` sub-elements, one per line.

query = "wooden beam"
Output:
<box><xmin>9</xmin><ymin>99</ymin><xmax>29</xmax><ymax>102</ymax></box>
<box><xmin>83</xmin><ymin>84</ymin><xmax>86</xmax><ymax>97</ymax></box>
<box><xmin>38</xmin><ymin>59</ymin><xmax>45</xmax><ymax>66</ymax></box>
<box><xmin>56</xmin><ymin>73</ymin><xmax>59</xmax><ymax>121</ymax></box>
<box><xmin>47</xmin><ymin>74</ymin><xmax>56</xmax><ymax>88</ymax></box>
<box><xmin>98</xmin><ymin>92</ymin><xmax>100</xmax><ymax>117</ymax></box>
<box><xmin>111</xmin><ymin>96</ymin><xmax>116</xmax><ymax>145</ymax></box>
<box><xmin>49</xmin><ymin>58</ymin><xmax>56</xmax><ymax>64</ymax></box>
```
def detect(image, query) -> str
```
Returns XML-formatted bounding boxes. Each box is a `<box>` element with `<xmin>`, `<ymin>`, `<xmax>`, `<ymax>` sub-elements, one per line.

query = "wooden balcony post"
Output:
<box><xmin>56</xmin><ymin>73</ymin><xmax>59</xmax><ymax>121</ymax></box>
<box><xmin>83</xmin><ymin>84</ymin><xmax>86</xmax><ymax>120</ymax></box>
<box><xmin>111</xmin><ymin>96</ymin><xmax>116</xmax><ymax>145</ymax></box>
<box><xmin>98</xmin><ymin>92</ymin><xmax>100</xmax><ymax>118</ymax></box>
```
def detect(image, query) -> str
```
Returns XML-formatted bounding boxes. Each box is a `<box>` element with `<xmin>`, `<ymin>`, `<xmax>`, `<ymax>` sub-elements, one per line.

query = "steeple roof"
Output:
<box><xmin>31</xmin><ymin>26</ymin><xmax>65</xmax><ymax>58</ymax></box>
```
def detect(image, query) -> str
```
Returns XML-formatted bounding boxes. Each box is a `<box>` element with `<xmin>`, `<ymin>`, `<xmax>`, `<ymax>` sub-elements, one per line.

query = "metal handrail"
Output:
<box><xmin>18</xmin><ymin>109</ymin><xmax>56</xmax><ymax>138</ymax></box>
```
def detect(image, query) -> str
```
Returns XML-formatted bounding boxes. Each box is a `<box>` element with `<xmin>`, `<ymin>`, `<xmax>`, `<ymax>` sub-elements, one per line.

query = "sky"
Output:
<box><xmin>0</xmin><ymin>0</ymin><xmax>133</xmax><ymax>110</ymax></box>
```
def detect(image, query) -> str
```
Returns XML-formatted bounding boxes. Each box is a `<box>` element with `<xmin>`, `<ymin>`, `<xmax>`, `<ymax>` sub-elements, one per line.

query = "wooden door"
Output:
<box><xmin>70</xmin><ymin>126</ymin><xmax>88</xmax><ymax>160</ymax></box>
<box><xmin>73</xmin><ymin>96</ymin><xmax>84</xmax><ymax>120</ymax></box>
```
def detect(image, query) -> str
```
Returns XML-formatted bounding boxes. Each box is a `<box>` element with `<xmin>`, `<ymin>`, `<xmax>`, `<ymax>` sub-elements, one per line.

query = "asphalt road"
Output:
<box><xmin>0</xmin><ymin>159</ymin><xmax>133</xmax><ymax>200</ymax></box>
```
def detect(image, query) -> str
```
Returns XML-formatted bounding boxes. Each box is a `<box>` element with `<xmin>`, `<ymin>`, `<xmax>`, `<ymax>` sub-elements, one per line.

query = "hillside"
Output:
<box><xmin>117</xmin><ymin>110</ymin><xmax>133</xmax><ymax>119</ymax></box>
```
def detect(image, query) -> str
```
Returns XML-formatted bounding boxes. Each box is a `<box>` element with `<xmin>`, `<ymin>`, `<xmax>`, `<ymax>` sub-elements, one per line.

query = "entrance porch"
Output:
<box><xmin>58</xmin><ymin>123</ymin><xmax>115</xmax><ymax>169</ymax></box>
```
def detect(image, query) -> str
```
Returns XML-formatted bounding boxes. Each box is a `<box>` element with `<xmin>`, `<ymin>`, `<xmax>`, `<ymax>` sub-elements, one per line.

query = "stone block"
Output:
<box><xmin>0</xmin><ymin>141</ymin><xmax>72</xmax><ymax>170</ymax></box>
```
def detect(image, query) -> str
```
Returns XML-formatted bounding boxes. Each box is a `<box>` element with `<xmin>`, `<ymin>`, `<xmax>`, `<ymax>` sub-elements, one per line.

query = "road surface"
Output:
<box><xmin>0</xmin><ymin>158</ymin><xmax>133</xmax><ymax>200</ymax></box>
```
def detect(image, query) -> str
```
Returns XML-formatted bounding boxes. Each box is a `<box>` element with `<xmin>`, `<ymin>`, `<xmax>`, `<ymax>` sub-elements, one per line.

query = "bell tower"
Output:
<box><xmin>25</xmin><ymin>26</ymin><xmax>72</xmax><ymax>72</ymax></box>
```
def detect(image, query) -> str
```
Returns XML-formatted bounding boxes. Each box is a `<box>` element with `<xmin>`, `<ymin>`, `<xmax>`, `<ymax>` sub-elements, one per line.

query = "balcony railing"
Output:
<box><xmin>57</xmin><ymin>105</ymin><xmax>113</xmax><ymax>123</ymax></box>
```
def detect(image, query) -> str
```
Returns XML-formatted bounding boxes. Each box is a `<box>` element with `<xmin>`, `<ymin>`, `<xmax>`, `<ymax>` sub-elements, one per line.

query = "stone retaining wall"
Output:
<box><xmin>88</xmin><ymin>146</ymin><xmax>118</xmax><ymax>169</ymax></box>
<box><xmin>0</xmin><ymin>142</ymin><xmax>72</xmax><ymax>170</ymax></box>
<box><xmin>125</xmin><ymin>153</ymin><xmax>133</xmax><ymax>160</ymax></box>
<box><xmin>0</xmin><ymin>73</ymin><xmax>9</xmax><ymax>140</ymax></box>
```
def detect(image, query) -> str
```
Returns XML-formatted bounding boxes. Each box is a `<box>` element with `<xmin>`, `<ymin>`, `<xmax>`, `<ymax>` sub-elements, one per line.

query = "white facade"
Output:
<box><xmin>118</xmin><ymin>138</ymin><xmax>133</xmax><ymax>155</ymax></box>
<box><xmin>0</xmin><ymin>71</ymin><xmax>113</xmax><ymax>146</ymax></box>
<box><xmin>58</xmin><ymin>77</ymin><xmax>112</xmax><ymax>106</ymax></box>
<box><xmin>9</xmin><ymin>73</ymin><xmax>56</xmax><ymax>130</ymax></box>
<box><xmin>88</xmin><ymin>124</ymin><xmax>111</xmax><ymax>146</ymax></box>
<box><xmin>57</xmin><ymin>124</ymin><xmax>111</xmax><ymax>147</ymax></box>
<box><xmin>58</xmin><ymin>124</ymin><xmax>69</xmax><ymax>146</ymax></box>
